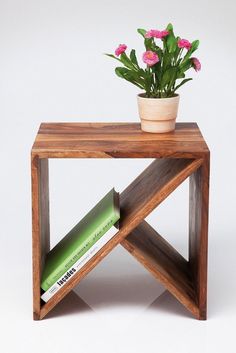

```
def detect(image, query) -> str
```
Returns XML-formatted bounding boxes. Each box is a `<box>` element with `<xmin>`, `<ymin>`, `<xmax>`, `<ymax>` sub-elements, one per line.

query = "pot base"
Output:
<box><xmin>141</xmin><ymin>118</ymin><xmax>176</xmax><ymax>133</ymax></box>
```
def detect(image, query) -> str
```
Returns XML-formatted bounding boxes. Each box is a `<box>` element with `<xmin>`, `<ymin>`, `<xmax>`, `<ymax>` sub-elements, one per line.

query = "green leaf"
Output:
<box><xmin>173</xmin><ymin>37</ymin><xmax>181</xmax><ymax>60</ymax></box>
<box><xmin>166</xmin><ymin>23</ymin><xmax>173</xmax><ymax>32</ymax></box>
<box><xmin>164</xmin><ymin>23</ymin><xmax>176</xmax><ymax>53</ymax></box>
<box><xmin>138</xmin><ymin>68</ymin><xmax>148</xmax><ymax>80</ymax></box>
<box><xmin>137</xmin><ymin>28</ymin><xmax>147</xmax><ymax>38</ymax></box>
<box><xmin>115</xmin><ymin>67</ymin><xmax>128</xmax><ymax>78</ymax></box>
<box><xmin>162</xmin><ymin>52</ymin><xmax>172</xmax><ymax>71</ymax></box>
<box><xmin>104</xmin><ymin>53</ymin><xmax>121</xmax><ymax>62</ymax></box>
<box><xmin>179</xmin><ymin>58</ymin><xmax>192</xmax><ymax>72</ymax></box>
<box><xmin>167</xmin><ymin>35</ymin><xmax>177</xmax><ymax>53</ymax></box>
<box><xmin>161</xmin><ymin>67</ymin><xmax>176</xmax><ymax>88</ymax></box>
<box><xmin>150</xmin><ymin>42</ymin><xmax>163</xmax><ymax>59</ymax></box>
<box><xmin>191</xmin><ymin>40</ymin><xmax>199</xmax><ymax>53</ymax></box>
<box><xmin>144</xmin><ymin>38</ymin><xmax>153</xmax><ymax>50</ymax></box>
<box><xmin>176</xmin><ymin>71</ymin><xmax>185</xmax><ymax>79</ymax></box>
<box><xmin>120</xmin><ymin>52</ymin><xmax>135</xmax><ymax>70</ymax></box>
<box><xmin>174</xmin><ymin>78</ymin><xmax>192</xmax><ymax>92</ymax></box>
<box><xmin>145</xmin><ymin>68</ymin><xmax>154</xmax><ymax>90</ymax></box>
<box><xmin>115</xmin><ymin>67</ymin><xmax>145</xmax><ymax>89</ymax></box>
<box><xmin>156</xmin><ymin>47</ymin><xmax>163</xmax><ymax>60</ymax></box>
<box><xmin>130</xmin><ymin>49</ymin><xmax>139</xmax><ymax>67</ymax></box>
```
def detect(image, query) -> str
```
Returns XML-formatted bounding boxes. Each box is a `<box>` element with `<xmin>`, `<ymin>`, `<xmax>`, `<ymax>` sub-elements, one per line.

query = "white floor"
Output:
<box><xmin>1</xmin><ymin>232</ymin><xmax>236</xmax><ymax>353</ymax></box>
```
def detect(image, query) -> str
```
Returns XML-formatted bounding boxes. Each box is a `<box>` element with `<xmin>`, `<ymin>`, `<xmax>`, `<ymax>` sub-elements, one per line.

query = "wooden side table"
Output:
<box><xmin>31</xmin><ymin>122</ymin><xmax>210</xmax><ymax>320</ymax></box>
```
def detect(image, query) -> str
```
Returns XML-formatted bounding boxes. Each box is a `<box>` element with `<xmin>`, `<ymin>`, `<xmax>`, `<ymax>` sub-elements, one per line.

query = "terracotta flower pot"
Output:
<box><xmin>137</xmin><ymin>94</ymin><xmax>180</xmax><ymax>133</ymax></box>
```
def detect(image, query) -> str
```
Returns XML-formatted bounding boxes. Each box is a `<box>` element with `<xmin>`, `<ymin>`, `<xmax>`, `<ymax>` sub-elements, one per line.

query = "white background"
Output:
<box><xmin>0</xmin><ymin>1</ymin><xmax>236</xmax><ymax>352</ymax></box>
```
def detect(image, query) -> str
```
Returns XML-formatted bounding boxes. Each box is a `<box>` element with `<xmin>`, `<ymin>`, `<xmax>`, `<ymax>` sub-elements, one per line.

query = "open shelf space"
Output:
<box><xmin>120</xmin><ymin>158</ymin><xmax>202</xmax><ymax>229</ymax></box>
<box><xmin>38</xmin><ymin>157</ymin><xmax>202</xmax><ymax>319</ymax></box>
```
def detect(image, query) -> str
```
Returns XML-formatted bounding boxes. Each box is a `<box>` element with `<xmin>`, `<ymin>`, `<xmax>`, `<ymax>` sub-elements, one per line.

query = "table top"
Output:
<box><xmin>31</xmin><ymin>122</ymin><xmax>209</xmax><ymax>158</ymax></box>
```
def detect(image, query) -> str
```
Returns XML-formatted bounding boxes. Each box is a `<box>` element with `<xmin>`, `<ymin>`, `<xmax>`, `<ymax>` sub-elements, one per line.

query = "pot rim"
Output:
<box><xmin>137</xmin><ymin>93</ymin><xmax>179</xmax><ymax>101</ymax></box>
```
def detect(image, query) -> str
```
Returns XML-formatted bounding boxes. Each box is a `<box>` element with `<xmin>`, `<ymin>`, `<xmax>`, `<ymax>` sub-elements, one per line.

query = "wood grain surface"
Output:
<box><xmin>189</xmin><ymin>154</ymin><xmax>210</xmax><ymax>319</ymax></box>
<box><xmin>31</xmin><ymin>122</ymin><xmax>209</xmax><ymax>159</ymax></box>
<box><xmin>31</xmin><ymin>156</ymin><xmax>50</xmax><ymax>320</ymax></box>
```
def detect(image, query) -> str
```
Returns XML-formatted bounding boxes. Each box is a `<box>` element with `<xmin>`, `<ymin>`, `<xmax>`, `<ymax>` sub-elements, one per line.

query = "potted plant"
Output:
<box><xmin>106</xmin><ymin>23</ymin><xmax>201</xmax><ymax>133</ymax></box>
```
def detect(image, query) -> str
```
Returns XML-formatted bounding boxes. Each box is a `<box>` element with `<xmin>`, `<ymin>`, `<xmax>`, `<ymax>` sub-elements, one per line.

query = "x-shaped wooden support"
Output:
<box><xmin>32</xmin><ymin>156</ymin><xmax>209</xmax><ymax>320</ymax></box>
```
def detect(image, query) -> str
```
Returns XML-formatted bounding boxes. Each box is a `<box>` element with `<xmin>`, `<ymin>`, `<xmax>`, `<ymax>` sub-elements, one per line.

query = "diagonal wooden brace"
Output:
<box><xmin>32</xmin><ymin>156</ymin><xmax>206</xmax><ymax>320</ymax></box>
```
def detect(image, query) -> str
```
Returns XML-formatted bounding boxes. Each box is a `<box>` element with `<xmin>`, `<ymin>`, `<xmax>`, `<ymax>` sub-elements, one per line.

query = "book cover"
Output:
<box><xmin>41</xmin><ymin>188</ymin><xmax>120</xmax><ymax>291</ymax></box>
<box><xmin>41</xmin><ymin>225</ymin><xmax>118</xmax><ymax>302</ymax></box>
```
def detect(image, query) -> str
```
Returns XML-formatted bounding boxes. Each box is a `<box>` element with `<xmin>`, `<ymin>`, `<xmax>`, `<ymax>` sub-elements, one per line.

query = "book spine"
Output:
<box><xmin>41</xmin><ymin>225</ymin><xmax>117</xmax><ymax>302</ymax></box>
<box><xmin>41</xmin><ymin>216</ymin><xmax>116</xmax><ymax>291</ymax></box>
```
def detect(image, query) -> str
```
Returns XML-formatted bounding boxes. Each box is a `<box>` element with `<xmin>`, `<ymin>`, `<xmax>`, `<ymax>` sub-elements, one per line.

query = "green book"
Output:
<box><xmin>41</xmin><ymin>188</ymin><xmax>120</xmax><ymax>291</ymax></box>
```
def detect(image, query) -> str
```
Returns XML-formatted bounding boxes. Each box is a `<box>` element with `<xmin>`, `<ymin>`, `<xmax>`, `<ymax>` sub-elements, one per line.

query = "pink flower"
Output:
<box><xmin>160</xmin><ymin>30</ymin><xmax>169</xmax><ymax>38</ymax></box>
<box><xmin>178</xmin><ymin>38</ymin><xmax>192</xmax><ymax>50</ymax></box>
<box><xmin>115</xmin><ymin>44</ymin><xmax>127</xmax><ymax>56</ymax></box>
<box><xmin>145</xmin><ymin>29</ymin><xmax>169</xmax><ymax>39</ymax></box>
<box><xmin>142</xmin><ymin>51</ymin><xmax>159</xmax><ymax>66</ymax></box>
<box><xmin>192</xmin><ymin>57</ymin><xmax>201</xmax><ymax>72</ymax></box>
